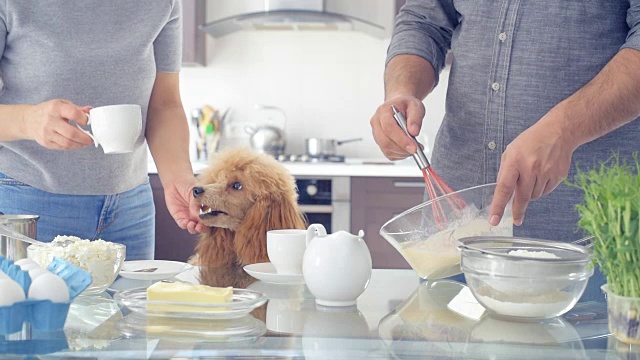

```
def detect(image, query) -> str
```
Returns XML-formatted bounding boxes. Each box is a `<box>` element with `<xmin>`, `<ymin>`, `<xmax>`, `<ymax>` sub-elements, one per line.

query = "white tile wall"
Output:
<box><xmin>179</xmin><ymin>30</ymin><xmax>448</xmax><ymax>160</ymax></box>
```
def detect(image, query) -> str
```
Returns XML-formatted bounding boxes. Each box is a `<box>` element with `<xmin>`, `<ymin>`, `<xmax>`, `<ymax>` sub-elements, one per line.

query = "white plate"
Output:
<box><xmin>243</xmin><ymin>262</ymin><xmax>305</xmax><ymax>285</ymax></box>
<box><xmin>119</xmin><ymin>260</ymin><xmax>193</xmax><ymax>281</ymax></box>
<box><xmin>114</xmin><ymin>287</ymin><xmax>267</xmax><ymax>319</ymax></box>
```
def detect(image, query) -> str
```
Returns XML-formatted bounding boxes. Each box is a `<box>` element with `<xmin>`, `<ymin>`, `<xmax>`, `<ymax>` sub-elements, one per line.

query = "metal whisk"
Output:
<box><xmin>391</xmin><ymin>105</ymin><xmax>467</xmax><ymax>226</ymax></box>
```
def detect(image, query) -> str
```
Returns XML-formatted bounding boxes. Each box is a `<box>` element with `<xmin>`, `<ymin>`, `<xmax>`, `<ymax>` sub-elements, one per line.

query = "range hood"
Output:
<box><xmin>200</xmin><ymin>0</ymin><xmax>387</xmax><ymax>39</ymax></box>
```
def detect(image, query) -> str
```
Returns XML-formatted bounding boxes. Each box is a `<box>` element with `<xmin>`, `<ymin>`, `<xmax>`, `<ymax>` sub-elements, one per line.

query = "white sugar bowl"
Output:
<box><xmin>302</xmin><ymin>224</ymin><xmax>372</xmax><ymax>307</ymax></box>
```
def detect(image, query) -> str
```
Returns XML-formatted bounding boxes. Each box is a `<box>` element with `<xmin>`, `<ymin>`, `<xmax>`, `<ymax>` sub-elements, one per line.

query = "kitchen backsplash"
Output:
<box><xmin>179</xmin><ymin>30</ymin><xmax>448</xmax><ymax>160</ymax></box>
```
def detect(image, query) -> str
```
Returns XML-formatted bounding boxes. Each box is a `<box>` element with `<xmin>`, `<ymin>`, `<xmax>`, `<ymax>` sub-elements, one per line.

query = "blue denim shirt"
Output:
<box><xmin>387</xmin><ymin>0</ymin><xmax>640</xmax><ymax>243</ymax></box>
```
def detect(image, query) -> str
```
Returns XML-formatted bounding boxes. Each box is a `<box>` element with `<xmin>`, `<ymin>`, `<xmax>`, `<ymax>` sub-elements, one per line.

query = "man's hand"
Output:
<box><xmin>370</xmin><ymin>95</ymin><xmax>426</xmax><ymax>160</ymax></box>
<box><xmin>489</xmin><ymin>108</ymin><xmax>577</xmax><ymax>226</ymax></box>
<box><xmin>23</xmin><ymin>99</ymin><xmax>94</xmax><ymax>150</ymax></box>
<box><xmin>164</xmin><ymin>175</ymin><xmax>208</xmax><ymax>235</ymax></box>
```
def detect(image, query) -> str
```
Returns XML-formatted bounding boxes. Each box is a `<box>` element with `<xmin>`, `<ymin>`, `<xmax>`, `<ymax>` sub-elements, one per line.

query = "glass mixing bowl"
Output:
<box><xmin>28</xmin><ymin>239</ymin><xmax>126</xmax><ymax>295</ymax></box>
<box><xmin>458</xmin><ymin>236</ymin><xmax>593</xmax><ymax>320</ymax></box>
<box><xmin>379</xmin><ymin>183</ymin><xmax>513</xmax><ymax>280</ymax></box>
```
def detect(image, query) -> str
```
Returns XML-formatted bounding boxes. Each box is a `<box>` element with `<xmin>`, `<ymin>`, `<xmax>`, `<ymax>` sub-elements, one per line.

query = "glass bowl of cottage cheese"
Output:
<box><xmin>379</xmin><ymin>183</ymin><xmax>514</xmax><ymax>281</ymax></box>
<box><xmin>27</xmin><ymin>236</ymin><xmax>126</xmax><ymax>295</ymax></box>
<box><xmin>457</xmin><ymin>236</ymin><xmax>593</xmax><ymax>320</ymax></box>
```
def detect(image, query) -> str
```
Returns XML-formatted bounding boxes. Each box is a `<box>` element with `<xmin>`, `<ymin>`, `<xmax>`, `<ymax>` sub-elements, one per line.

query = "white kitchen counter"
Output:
<box><xmin>148</xmin><ymin>158</ymin><xmax>423</xmax><ymax>178</ymax></box>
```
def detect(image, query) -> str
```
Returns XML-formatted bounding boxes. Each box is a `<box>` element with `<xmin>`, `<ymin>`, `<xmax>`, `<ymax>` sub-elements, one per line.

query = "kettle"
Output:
<box><xmin>245</xmin><ymin>105</ymin><xmax>287</xmax><ymax>156</ymax></box>
<box><xmin>303</xmin><ymin>224</ymin><xmax>372</xmax><ymax>307</ymax></box>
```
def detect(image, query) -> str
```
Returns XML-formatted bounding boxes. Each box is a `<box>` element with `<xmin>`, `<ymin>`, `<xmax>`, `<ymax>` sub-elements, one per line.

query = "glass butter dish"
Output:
<box><xmin>115</xmin><ymin>286</ymin><xmax>267</xmax><ymax>320</ymax></box>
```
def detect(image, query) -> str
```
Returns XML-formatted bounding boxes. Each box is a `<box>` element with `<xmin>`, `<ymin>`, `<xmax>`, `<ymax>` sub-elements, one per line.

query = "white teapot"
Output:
<box><xmin>302</xmin><ymin>224</ymin><xmax>372</xmax><ymax>307</ymax></box>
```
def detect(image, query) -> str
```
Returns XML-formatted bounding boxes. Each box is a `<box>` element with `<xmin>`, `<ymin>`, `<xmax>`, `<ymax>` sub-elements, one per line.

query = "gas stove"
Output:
<box><xmin>276</xmin><ymin>154</ymin><xmax>345</xmax><ymax>163</ymax></box>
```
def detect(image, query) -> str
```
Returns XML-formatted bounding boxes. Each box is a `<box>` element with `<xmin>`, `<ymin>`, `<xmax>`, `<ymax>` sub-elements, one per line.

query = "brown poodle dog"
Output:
<box><xmin>190</xmin><ymin>148</ymin><xmax>307</xmax><ymax>267</ymax></box>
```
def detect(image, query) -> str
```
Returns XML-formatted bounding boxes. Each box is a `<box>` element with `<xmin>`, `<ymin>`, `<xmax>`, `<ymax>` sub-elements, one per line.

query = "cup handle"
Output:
<box><xmin>306</xmin><ymin>224</ymin><xmax>327</xmax><ymax>247</ymax></box>
<box><xmin>74</xmin><ymin>113</ymin><xmax>98</xmax><ymax>147</ymax></box>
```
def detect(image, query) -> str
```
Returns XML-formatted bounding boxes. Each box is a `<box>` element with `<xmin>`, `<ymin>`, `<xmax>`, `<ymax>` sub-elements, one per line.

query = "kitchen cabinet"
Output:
<box><xmin>150</xmin><ymin>175</ymin><xmax>200</xmax><ymax>261</ymax></box>
<box><xmin>351</xmin><ymin>177</ymin><xmax>425</xmax><ymax>269</ymax></box>
<box><xmin>182</xmin><ymin>0</ymin><xmax>207</xmax><ymax>66</ymax></box>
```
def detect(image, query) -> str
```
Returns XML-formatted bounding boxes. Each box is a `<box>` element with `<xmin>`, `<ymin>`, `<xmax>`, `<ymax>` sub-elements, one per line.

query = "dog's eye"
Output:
<box><xmin>231</xmin><ymin>182</ymin><xmax>243</xmax><ymax>191</ymax></box>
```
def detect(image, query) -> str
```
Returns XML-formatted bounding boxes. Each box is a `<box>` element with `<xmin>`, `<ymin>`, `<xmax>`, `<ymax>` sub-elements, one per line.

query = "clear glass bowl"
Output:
<box><xmin>379</xmin><ymin>183</ymin><xmax>513</xmax><ymax>280</ymax></box>
<box><xmin>458</xmin><ymin>236</ymin><xmax>593</xmax><ymax>320</ymax></box>
<box><xmin>27</xmin><ymin>242</ymin><xmax>126</xmax><ymax>295</ymax></box>
<box><xmin>602</xmin><ymin>284</ymin><xmax>640</xmax><ymax>345</ymax></box>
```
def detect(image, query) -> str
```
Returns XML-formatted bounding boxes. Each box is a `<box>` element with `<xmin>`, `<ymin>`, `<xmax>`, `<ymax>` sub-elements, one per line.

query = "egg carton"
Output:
<box><xmin>0</xmin><ymin>256</ymin><xmax>92</xmax><ymax>334</ymax></box>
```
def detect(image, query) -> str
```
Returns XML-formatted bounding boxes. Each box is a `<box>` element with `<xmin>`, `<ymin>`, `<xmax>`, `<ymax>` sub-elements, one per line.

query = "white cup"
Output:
<box><xmin>76</xmin><ymin>104</ymin><xmax>142</xmax><ymax>154</ymax></box>
<box><xmin>267</xmin><ymin>229</ymin><xmax>307</xmax><ymax>275</ymax></box>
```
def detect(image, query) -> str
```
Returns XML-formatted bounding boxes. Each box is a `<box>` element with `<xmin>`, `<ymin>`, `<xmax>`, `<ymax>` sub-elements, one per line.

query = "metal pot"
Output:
<box><xmin>0</xmin><ymin>214</ymin><xmax>39</xmax><ymax>261</ymax></box>
<box><xmin>305</xmin><ymin>138</ymin><xmax>362</xmax><ymax>157</ymax></box>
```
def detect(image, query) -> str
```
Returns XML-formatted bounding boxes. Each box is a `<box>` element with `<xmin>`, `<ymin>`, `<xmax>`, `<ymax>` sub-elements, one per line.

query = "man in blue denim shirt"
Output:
<box><xmin>370</xmin><ymin>1</ymin><xmax>640</xmax><ymax>301</ymax></box>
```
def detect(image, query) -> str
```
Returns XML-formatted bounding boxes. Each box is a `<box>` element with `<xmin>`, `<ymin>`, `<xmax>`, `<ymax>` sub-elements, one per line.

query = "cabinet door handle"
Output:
<box><xmin>298</xmin><ymin>205</ymin><xmax>333</xmax><ymax>214</ymax></box>
<box><xmin>393</xmin><ymin>182</ymin><xmax>425</xmax><ymax>188</ymax></box>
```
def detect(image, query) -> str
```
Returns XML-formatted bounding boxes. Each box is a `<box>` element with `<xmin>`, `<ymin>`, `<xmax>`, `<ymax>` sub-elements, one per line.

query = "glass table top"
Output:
<box><xmin>1</xmin><ymin>267</ymin><xmax>638</xmax><ymax>359</ymax></box>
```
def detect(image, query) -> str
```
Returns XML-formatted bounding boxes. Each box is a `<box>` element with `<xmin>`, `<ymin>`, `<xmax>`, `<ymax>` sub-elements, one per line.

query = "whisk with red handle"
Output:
<box><xmin>391</xmin><ymin>105</ymin><xmax>467</xmax><ymax>226</ymax></box>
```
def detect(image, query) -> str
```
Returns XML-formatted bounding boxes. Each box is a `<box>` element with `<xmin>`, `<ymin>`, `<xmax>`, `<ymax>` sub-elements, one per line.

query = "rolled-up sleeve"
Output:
<box><xmin>623</xmin><ymin>2</ymin><xmax>640</xmax><ymax>52</ymax></box>
<box><xmin>154</xmin><ymin>0</ymin><xmax>182</xmax><ymax>73</ymax></box>
<box><xmin>387</xmin><ymin>0</ymin><xmax>458</xmax><ymax>85</ymax></box>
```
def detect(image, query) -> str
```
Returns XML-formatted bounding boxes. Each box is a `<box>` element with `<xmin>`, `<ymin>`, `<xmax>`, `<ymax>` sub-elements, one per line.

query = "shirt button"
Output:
<box><xmin>498</xmin><ymin>32</ymin><xmax>507</xmax><ymax>41</ymax></box>
<box><xmin>488</xmin><ymin>141</ymin><xmax>497</xmax><ymax>150</ymax></box>
<box><xmin>491</xmin><ymin>82</ymin><xmax>500</xmax><ymax>91</ymax></box>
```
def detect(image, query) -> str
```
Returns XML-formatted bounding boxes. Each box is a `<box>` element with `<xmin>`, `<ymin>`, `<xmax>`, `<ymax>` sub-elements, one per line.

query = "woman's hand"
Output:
<box><xmin>164</xmin><ymin>175</ymin><xmax>208</xmax><ymax>235</ymax></box>
<box><xmin>23</xmin><ymin>99</ymin><xmax>94</xmax><ymax>150</ymax></box>
<box><xmin>370</xmin><ymin>95</ymin><xmax>426</xmax><ymax>160</ymax></box>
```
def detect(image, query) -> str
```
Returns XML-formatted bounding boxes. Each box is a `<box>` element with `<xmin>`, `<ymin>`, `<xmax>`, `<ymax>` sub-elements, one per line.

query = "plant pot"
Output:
<box><xmin>602</xmin><ymin>284</ymin><xmax>640</xmax><ymax>344</ymax></box>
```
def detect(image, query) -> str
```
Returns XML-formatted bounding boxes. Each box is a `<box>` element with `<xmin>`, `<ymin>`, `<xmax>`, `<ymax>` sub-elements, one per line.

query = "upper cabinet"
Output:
<box><xmin>182</xmin><ymin>0</ymin><xmax>207</xmax><ymax>66</ymax></box>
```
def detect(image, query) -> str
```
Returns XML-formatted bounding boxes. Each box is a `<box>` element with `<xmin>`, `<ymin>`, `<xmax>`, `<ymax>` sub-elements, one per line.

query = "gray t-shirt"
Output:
<box><xmin>0</xmin><ymin>0</ymin><xmax>182</xmax><ymax>195</ymax></box>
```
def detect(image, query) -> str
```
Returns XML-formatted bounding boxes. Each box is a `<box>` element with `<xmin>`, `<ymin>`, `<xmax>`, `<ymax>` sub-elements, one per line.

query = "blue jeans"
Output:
<box><xmin>0</xmin><ymin>172</ymin><xmax>155</xmax><ymax>260</ymax></box>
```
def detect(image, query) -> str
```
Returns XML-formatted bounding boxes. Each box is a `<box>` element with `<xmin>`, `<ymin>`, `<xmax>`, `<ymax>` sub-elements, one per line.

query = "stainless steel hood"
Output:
<box><xmin>200</xmin><ymin>0</ymin><xmax>387</xmax><ymax>39</ymax></box>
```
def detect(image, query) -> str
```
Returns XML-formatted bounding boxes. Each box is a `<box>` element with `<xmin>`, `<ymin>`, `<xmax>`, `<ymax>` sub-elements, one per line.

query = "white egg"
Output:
<box><xmin>14</xmin><ymin>258</ymin><xmax>38</xmax><ymax>267</ymax></box>
<box><xmin>27</xmin><ymin>273</ymin><xmax>70</xmax><ymax>303</ymax></box>
<box><xmin>17</xmin><ymin>263</ymin><xmax>39</xmax><ymax>271</ymax></box>
<box><xmin>0</xmin><ymin>279</ymin><xmax>26</xmax><ymax>306</ymax></box>
<box><xmin>28</xmin><ymin>268</ymin><xmax>51</xmax><ymax>281</ymax></box>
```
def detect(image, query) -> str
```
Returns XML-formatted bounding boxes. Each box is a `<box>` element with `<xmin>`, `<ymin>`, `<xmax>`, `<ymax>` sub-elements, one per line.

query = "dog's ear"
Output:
<box><xmin>234</xmin><ymin>195</ymin><xmax>307</xmax><ymax>265</ymax></box>
<box><xmin>265</xmin><ymin>193</ymin><xmax>307</xmax><ymax>230</ymax></box>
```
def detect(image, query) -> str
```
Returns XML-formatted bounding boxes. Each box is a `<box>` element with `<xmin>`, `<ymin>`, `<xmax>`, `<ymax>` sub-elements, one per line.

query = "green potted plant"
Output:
<box><xmin>570</xmin><ymin>154</ymin><xmax>640</xmax><ymax>344</ymax></box>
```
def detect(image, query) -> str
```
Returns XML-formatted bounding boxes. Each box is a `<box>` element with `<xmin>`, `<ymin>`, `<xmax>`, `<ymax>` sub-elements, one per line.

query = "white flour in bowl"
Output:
<box><xmin>474</xmin><ymin>289</ymin><xmax>574</xmax><ymax>319</ymax></box>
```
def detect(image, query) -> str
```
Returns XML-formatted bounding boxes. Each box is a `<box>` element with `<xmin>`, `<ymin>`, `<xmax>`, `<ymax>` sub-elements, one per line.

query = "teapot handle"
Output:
<box><xmin>306</xmin><ymin>223</ymin><xmax>327</xmax><ymax>247</ymax></box>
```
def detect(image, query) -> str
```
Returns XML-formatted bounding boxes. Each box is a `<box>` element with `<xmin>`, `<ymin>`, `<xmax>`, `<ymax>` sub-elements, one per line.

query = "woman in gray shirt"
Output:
<box><xmin>0</xmin><ymin>1</ymin><xmax>206</xmax><ymax>259</ymax></box>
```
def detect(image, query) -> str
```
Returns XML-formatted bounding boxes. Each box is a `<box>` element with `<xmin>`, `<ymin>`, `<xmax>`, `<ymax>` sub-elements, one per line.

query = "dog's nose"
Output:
<box><xmin>192</xmin><ymin>186</ymin><xmax>205</xmax><ymax>198</ymax></box>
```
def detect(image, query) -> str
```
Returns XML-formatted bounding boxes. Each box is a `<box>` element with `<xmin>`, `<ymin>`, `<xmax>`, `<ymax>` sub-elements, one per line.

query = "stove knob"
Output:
<box><xmin>306</xmin><ymin>184</ymin><xmax>318</xmax><ymax>196</ymax></box>
<box><xmin>277</xmin><ymin>154</ymin><xmax>287</xmax><ymax>162</ymax></box>
<box><xmin>300</xmin><ymin>154</ymin><xmax>310</xmax><ymax>162</ymax></box>
<box><xmin>289</xmin><ymin>154</ymin><xmax>298</xmax><ymax>162</ymax></box>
